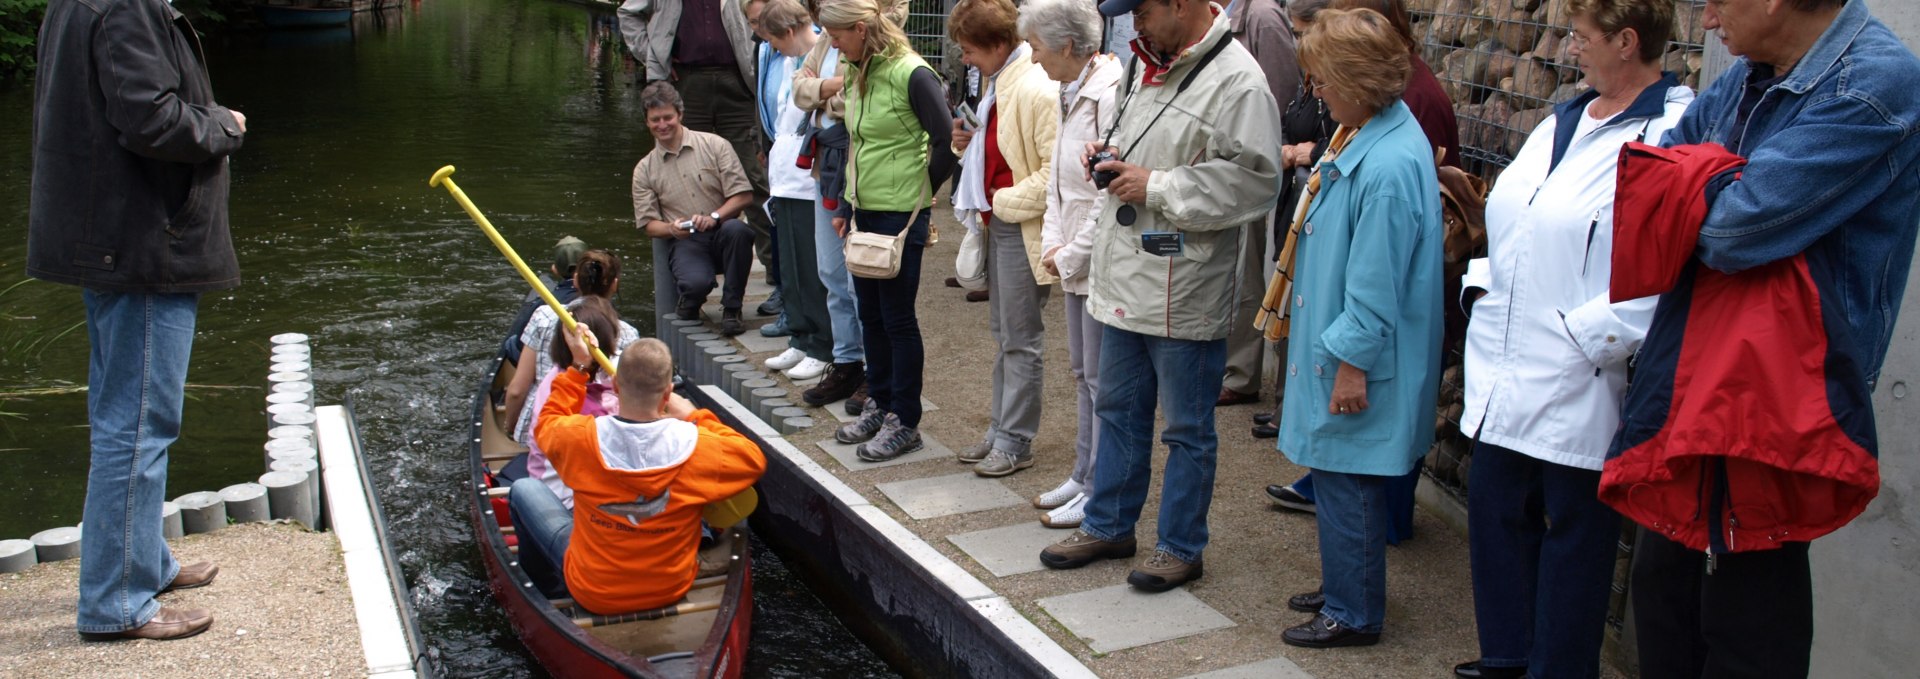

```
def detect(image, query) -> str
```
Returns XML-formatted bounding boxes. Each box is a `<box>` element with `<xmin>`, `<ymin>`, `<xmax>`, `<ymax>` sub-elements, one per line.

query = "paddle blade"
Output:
<box><xmin>702</xmin><ymin>487</ymin><xmax>759</xmax><ymax>528</ymax></box>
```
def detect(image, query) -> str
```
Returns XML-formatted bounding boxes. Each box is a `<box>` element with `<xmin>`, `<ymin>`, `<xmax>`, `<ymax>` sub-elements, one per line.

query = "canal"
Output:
<box><xmin>0</xmin><ymin>1</ymin><xmax>896</xmax><ymax>676</ymax></box>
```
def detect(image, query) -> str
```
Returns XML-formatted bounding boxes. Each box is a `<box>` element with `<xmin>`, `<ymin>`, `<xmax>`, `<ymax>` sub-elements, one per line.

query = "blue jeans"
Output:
<box><xmin>1081</xmin><ymin>325</ymin><xmax>1226</xmax><ymax>564</ymax></box>
<box><xmin>814</xmin><ymin>200</ymin><xmax>863</xmax><ymax>364</ymax></box>
<box><xmin>849</xmin><ymin>208</ymin><xmax>928</xmax><ymax>427</ymax></box>
<box><xmin>1313</xmin><ymin>469</ymin><xmax>1389</xmax><ymax>633</ymax></box>
<box><xmin>1468</xmin><ymin>442</ymin><xmax>1619</xmax><ymax>678</ymax></box>
<box><xmin>1289</xmin><ymin>460</ymin><xmax>1422</xmax><ymax>545</ymax></box>
<box><xmin>77</xmin><ymin>291</ymin><xmax>197</xmax><ymax>633</ymax></box>
<box><xmin>509</xmin><ymin>477</ymin><xmax>572</xmax><ymax>597</ymax></box>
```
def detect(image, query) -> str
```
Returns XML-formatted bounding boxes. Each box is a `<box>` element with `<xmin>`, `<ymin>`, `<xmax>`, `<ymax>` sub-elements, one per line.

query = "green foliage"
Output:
<box><xmin>0</xmin><ymin>0</ymin><xmax>47</xmax><ymax>82</ymax></box>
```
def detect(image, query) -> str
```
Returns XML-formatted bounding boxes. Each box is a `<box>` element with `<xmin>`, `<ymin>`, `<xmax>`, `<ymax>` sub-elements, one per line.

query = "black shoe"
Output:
<box><xmin>1282</xmin><ymin>612</ymin><xmax>1379</xmax><ymax>649</ymax></box>
<box><xmin>676</xmin><ymin>297</ymin><xmax>702</xmax><ymax>321</ymax></box>
<box><xmin>757</xmin><ymin>288</ymin><xmax>783</xmax><ymax>317</ymax></box>
<box><xmin>1253</xmin><ymin>412</ymin><xmax>1274</xmax><ymax>425</ymax></box>
<box><xmin>1252</xmin><ymin>422</ymin><xmax>1278</xmax><ymax>439</ymax></box>
<box><xmin>1453</xmin><ymin>661</ymin><xmax>1527</xmax><ymax>679</ymax></box>
<box><xmin>1286</xmin><ymin>589</ymin><xmax>1324</xmax><ymax>613</ymax></box>
<box><xmin>1267</xmin><ymin>484</ymin><xmax>1317</xmax><ymax>514</ymax></box>
<box><xmin>843</xmin><ymin>384</ymin><xmax>869</xmax><ymax>416</ymax></box>
<box><xmin>719</xmin><ymin>309</ymin><xmax>745</xmax><ymax>336</ymax></box>
<box><xmin>802</xmin><ymin>361</ymin><xmax>865</xmax><ymax>406</ymax></box>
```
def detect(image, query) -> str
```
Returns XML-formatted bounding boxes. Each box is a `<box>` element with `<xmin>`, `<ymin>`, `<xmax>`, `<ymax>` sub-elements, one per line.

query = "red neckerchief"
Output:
<box><xmin>1129</xmin><ymin>5</ymin><xmax>1221</xmax><ymax>87</ymax></box>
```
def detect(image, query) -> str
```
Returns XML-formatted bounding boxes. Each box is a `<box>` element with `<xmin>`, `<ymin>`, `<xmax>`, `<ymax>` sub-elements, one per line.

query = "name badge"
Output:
<box><xmin>1141</xmin><ymin>232</ymin><xmax>1183</xmax><ymax>257</ymax></box>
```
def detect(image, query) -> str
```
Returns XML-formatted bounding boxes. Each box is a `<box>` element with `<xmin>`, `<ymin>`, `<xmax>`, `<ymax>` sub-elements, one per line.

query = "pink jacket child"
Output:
<box><xmin>524</xmin><ymin>368</ymin><xmax>620</xmax><ymax>509</ymax></box>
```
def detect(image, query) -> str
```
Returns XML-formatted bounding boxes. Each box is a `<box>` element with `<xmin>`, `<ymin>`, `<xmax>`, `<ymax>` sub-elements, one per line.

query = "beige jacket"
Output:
<box><xmin>617</xmin><ymin>0</ymin><xmax>757</xmax><ymax>87</ymax></box>
<box><xmin>973</xmin><ymin>55</ymin><xmax>1060</xmax><ymax>286</ymax></box>
<box><xmin>1086</xmin><ymin>12</ymin><xmax>1284</xmax><ymax>340</ymax></box>
<box><xmin>1042</xmin><ymin>55</ymin><xmax>1125</xmax><ymax>296</ymax></box>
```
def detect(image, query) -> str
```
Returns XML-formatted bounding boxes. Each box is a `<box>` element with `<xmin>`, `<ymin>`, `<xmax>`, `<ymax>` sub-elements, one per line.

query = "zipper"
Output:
<box><xmin>1581</xmin><ymin>210</ymin><xmax>1601</xmax><ymax>277</ymax></box>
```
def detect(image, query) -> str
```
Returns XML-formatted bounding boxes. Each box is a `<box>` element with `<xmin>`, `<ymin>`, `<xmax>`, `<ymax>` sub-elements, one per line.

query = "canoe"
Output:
<box><xmin>253</xmin><ymin>4</ymin><xmax>353</xmax><ymax>28</ymax></box>
<box><xmin>467</xmin><ymin>356</ymin><xmax>753</xmax><ymax>678</ymax></box>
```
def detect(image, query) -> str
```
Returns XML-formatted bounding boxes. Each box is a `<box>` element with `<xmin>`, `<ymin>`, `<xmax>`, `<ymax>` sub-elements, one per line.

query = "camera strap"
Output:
<box><xmin>1100</xmin><ymin>34</ymin><xmax>1234</xmax><ymax>163</ymax></box>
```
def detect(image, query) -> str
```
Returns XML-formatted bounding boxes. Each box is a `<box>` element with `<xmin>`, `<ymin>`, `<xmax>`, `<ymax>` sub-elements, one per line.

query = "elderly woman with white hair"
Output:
<box><xmin>1017</xmin><ymin>0</ymin><xmax>1124</xmax><ymax>528</ymax></box>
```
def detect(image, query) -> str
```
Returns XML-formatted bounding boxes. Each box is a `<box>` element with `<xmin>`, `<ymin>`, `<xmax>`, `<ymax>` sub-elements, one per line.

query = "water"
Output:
<box><xmin>0</xmin><ymin>3</ymin><xmax>896</xmax><ymax>676</ymax></box>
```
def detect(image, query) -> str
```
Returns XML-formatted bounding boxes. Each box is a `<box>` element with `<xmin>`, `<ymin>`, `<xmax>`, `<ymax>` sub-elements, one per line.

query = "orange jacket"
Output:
<box><xmin>534</xmin><ymin>369</ymin><xmax>766</xmax><ymax>614</ymax></box>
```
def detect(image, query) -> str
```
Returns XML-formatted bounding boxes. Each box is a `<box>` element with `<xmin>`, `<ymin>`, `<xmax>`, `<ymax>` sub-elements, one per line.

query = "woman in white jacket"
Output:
<box><xmin>1454</xmin><ymin>2</ymin><xmax>1690</xmax><ymax>678</ymax></box>
<box><xmin>1019</xmin><ymin>0</ymin><xmax>1122</xmax><ymax>528</ymax></box>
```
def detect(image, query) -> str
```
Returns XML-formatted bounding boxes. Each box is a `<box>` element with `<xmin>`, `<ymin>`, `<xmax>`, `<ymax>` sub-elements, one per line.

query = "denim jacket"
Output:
<box><xmin>1661</xmin><ymin>0</ymin><xmax>1920</xmax><ymax>384</ymax></box>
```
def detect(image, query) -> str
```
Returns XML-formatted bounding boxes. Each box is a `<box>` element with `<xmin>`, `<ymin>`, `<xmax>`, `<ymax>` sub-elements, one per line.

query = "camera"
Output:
<box><xmin>1090</xmin><ymin>150</ymin><xmax>1120</xmax><ymax>191</ymax></box>
<box><xmin>677</xmin><ymin>219</ymin><xmax>697</xmax><ymax>231</ymax></box>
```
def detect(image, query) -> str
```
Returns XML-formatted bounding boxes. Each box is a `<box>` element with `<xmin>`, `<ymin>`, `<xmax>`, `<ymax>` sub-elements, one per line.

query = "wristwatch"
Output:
<box><xmin>709</xmin><ymin>211</ymin><xmax>722</xmax><ymax>222</ymax></box>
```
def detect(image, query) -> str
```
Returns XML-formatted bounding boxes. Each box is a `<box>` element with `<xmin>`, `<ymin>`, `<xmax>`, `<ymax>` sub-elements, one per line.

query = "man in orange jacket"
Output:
<box><xmin>512</xmin><ymin>331</ymin><xmax>765</xmax><ymax>614</ymax></box>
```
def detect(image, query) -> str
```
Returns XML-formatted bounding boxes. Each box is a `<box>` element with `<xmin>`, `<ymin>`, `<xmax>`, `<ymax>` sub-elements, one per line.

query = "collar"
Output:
<box><xmin>655</xmin><ymin>131</ymin><xmax>696</xmax><ymax>157</ymax></box>
<box><xmin>1130</xmin><ymin>4</ymin><xmax>1227</xmax><ymax>87</ymax></box>
<box><xmin>1320</xmin><ymin>100</ymin><xmax>1414</xmax><ymax>176</ymax></box>
<box><xmin>1772</xmin><ymin>0</ymin><xmax>1870</xmax><ymax>95</ymax></box>
<box><xmin>1072</xmin><ymin>53</ymin><xmax>1122</xmax><ymax>102</ymax></box>
<box><xmin>1548</xmin><ymin>71</ymin><xmax>1680</xmax><ymax>171</ymax></box>
<box><xmin>988</xmin><ymin>43</ymin><xmax>1032</xmax><ymax>84</ymax></box>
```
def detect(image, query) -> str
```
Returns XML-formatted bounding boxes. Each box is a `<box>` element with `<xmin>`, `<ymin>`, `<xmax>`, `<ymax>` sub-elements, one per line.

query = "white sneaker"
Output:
<box><xmin>1032</xmin><ymin>478</ymin><xmax>1084</xmax><ymax>509</ymax></box>
<box><xmin>1041</xmin><ymin>493</ymin><xmax>1087</xmax><ymax>529</ymax></box>
<box><xmin>765</xmin><ymin>347</ymin><xmax>805</xmax><ymax>371</ymax></box>
<box><xmin>785</xmin><ymin>357</ymin><xmax>830</xmax><ymax>381</ymax></box>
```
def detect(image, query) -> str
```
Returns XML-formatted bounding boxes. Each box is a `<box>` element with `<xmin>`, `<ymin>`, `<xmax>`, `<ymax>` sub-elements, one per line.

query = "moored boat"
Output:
<box><xmin>467</xmin><ymin>356</ymin><xmax>753</xmax><ymax>678</ymax></box>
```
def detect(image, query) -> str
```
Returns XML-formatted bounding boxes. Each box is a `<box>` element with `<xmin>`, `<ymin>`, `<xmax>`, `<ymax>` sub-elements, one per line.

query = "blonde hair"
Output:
<box><xmin>816</xmin><ymin>0</ymin><xmax>913</xmax><ymax>92</ymax></box>
<box><xmin>615</xmin><ymin>338</ymin><xmax>676</xmax><ymax>404</ymax></box>
<box><xmin>1297</xmin><ymin>8</ymin><xmax>1410</xmax><ymax>114</ymax></box>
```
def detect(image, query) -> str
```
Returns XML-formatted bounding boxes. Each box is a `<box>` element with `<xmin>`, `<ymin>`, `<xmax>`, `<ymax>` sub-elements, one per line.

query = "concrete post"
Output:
<box><xmin>31</xmin><ymin>526</ymin><xmax>82</xmax><ymax>562</ymax></box>
<box><xmin>220</xmin><ymin>483</ymin><xmax>271</xmax><ymax>523</ymax></box>
<box><xmin>162</xmin><ymin>501</ymin><xmax>184</xmax><ymax>539</ymax></box>
<box><xmin>0</xmin><ymin>539</ymin><xmax>36</xmax><ymax>573</ymax></box>
<box><xmin>270</xmin><ymin>458</ymin><xmax>324</xmax><ymax>515</ymax></box>
<box><xmin>173</xmin><ymin>491</ymin><xmax>228</xmax><ymax>534</ymax></box>
<box><xmin>261</xmin><ymin>470</ymin><xmax>319</xmax><ymax>529</ymax></box>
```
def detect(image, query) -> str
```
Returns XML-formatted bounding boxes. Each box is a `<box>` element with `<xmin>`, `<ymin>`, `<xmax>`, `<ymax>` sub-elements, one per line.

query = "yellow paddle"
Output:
<box><xmin>430</xmin><ymin>165</ymin><xmax>616</xmax><ymax>376</ymax></box>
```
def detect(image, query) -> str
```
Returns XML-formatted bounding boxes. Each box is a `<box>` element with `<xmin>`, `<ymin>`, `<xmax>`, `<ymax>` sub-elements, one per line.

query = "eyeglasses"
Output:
<box><xmin>1567</xmin><ymin>29</ymin><xmax>1618</xmax><ymax>50</ymax></box>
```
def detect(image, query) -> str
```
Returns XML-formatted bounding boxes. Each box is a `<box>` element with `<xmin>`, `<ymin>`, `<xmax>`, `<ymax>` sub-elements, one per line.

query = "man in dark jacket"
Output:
<box><xmin>29</xmin><ymin>0</ymin><xmax>248</xmax><ymax>642</ymax></box>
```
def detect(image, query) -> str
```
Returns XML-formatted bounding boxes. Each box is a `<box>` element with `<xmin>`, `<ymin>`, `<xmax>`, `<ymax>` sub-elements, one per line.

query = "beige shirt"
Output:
<box><xmin>631</xmin><ymin>129</ymin><xmax>753</xmax><ymax>227</ymax></box>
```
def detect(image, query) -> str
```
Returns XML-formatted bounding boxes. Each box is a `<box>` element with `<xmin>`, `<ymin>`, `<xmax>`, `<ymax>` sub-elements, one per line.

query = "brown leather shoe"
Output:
<box><xmin>1039</xmin><ymin>530</ymin><xmax>1136</xmax><ymax>570</ymax></box>
<box><xmin>965</xmin><ymin>290</ymin><xmax>990</xmax><ymax>303</ymax></box>
<box><xmin>80</xmin><ymin>606</ymin><xmax>213</xmax><ymax>641</ymax></box>
<box><xmin>1216</xmin><ymin>388</ymin><xmax>1258</xmax><ymax>407</ymax></box>
<box><xmin>162</xmin><ymin>561</ymin><xmax>219</xmax><ymax>593</ymax></box>
<box><xmin>945</xmin><ymin>276</ymin><xmax>963</xmax><ymax>288</ymax></box>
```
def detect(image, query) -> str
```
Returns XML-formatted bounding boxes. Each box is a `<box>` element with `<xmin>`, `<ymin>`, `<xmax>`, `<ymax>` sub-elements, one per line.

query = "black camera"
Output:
<box><xmin>1090</xmin><ymin>150</ymin><xmax>1120</xmax><ymax>191</ymax></box>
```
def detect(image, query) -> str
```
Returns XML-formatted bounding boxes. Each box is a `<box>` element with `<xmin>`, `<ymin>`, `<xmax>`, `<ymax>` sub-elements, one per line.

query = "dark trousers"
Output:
<box><xmin>674</xmin><ymin>67</ymin><xmax>772</xmax><ymax>274</ymax></box>
<box><xmin>1632</xmin><ymin>530</ymin><xmax>1813</xmax><ymax>679</ymax></box>
<box><xmin>666</xmin><ymin>219</ymin><xmax>754</xmax><ymax>310</ymax></box>
<box><xmin>1467</xmin><ymin>442</ymin><xmax>1620</xmax><ymax>678</ymax></box>
<box><xmin>773</xmin><ymin>197</ymin><xmax>832</xmax><ymax>360</ymax></box>
<box><xmin>849</xmin><ymin>208</ymin><xmax>927</xmax><ymax>427</ymax></box>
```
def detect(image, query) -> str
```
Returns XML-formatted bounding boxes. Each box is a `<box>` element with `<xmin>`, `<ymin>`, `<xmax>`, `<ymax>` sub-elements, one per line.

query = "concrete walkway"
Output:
<box><xmin>709</xmin><ymin>206</ymin><xmax>1511</xmax><ymax>678</ymax></box>
<box><xmin>0</xmin><ymin>522</ymin><xmax>361</xmax><ymax>679</ymax></box>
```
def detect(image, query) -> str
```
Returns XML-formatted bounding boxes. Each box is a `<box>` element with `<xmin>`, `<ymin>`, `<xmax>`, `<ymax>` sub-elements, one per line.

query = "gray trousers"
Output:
<box><xmin>1064</xmin><ymin>293</ymin><xmax>1103</xmax><ymax>485</ymax></box>
<box><xmin>1223</xmin><ymin>221</ymin><xmax>1269</xmax><ymax>395</ymax></box>
<box><xmin>985</xmin><ymin>215</ymin><xmax>1049</xmax><ymax>454</ymax></box>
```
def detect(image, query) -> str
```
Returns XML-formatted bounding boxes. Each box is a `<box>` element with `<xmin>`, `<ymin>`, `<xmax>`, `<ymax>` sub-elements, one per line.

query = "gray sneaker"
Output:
<box><xmin>973</xmin><ymin>449</ymin><xmax>1033</xmax><ymax>478</ymax></box>
<box><xmin>957</xmin><ymin>439</ymin><xmax>992</xmax><ymax>464</ymax></box>
<box><xmin>857</xmin><ymin>415</ymin><xmax>923</xmax><ymax>462</ymax></box>
<box><xmin>835</xmin><ymin>401</ymin><xmax>887</xmax><ymax>444</ymax></box>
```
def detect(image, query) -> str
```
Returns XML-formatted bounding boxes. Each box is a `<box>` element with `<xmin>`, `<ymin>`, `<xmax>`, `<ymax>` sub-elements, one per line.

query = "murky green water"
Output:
<box><xmin>0</xmin><ymin>3</ymin><xmax>894</xmax><ymax>676</ymax></box>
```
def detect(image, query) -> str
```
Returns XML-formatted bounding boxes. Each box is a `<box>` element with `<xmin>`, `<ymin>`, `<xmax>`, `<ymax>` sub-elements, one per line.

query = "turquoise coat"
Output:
<box><xmin>1276</xmin><ymin>101</ymin><xmax>1444</xmax><ymax>476</ymax></box>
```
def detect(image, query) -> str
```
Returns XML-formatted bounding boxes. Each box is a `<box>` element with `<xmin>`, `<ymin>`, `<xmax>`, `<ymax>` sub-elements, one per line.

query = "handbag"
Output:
<box><xmin>843</xmin><ymin>165</ymin><xmax>931</xmax><ymax>280</ymax></box>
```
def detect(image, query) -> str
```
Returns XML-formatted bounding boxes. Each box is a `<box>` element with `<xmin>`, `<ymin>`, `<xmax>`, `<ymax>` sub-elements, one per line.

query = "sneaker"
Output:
<box><xmin>1033</xmin><ymin>479</ymin><xmax>1085</xmax><ymax>509</ymax></box>
<box><xmin>973</xmin><ymin>449</ymin><xmax>1032</xmax><ymax>478</ymax></box>
<box><xmin>757</xmin><ymin>288</ymin><xmax>784</xmax><ymax>316</ymax></box>
<box><xmin>803</xmin><ymin>361</ymin><xmax>865</xmax><ymax>406</ymax></box>
<box><xmin>856</xmin><ymin>416</ymin><xmax>923</xmax><ymax>461</ymax></box>
<box><xmin>1039</xmin><ymin>529</ymin><xmax>1137</xmax><ymax>570</ymax></box>
<box><xmin>1127</xmin><ymin>549</ymin><xmax>1203</xmax><ymax>593</ymax></box>
<box><xmin>1040</xmin><ymin>493</ymin><xmax>1087</xmax><ymax>529</ymax></box>
<box><xmin>786</xmin><ymin>357</ymin><xmax>830</xmax><ymax>381</ymax></box>
<box><xmin>957</xmin><ymin>439</ymin><xmax>992</xmax><ymax>464</ymax></box>
<box><xmin>842</xmin><ymin>384</ymin><xmax>869</xmax><ymax>415</ymax></box>
<box><xmin>835</xmin><ymin>400</ymin><xmax>887</xmax><ymax>444</ymax></box>
<box><xmin>719</xmin><ymin>309</ymin><xmax>746</xmax><ymax>336</ymax></box>
<box><xmin>759</xmin><ymin>316</ymin><xmax>792</xmax><ymax>337</ymax></box>
<box><xmin>1266</xmin><ymin>484</ymin><xmax>1317</xmax><ymax>514</ymax></box>
<box><xmin>765</xmin><ymin>348</ymin><xmax>806</xmax><ymax>371</ymax></box>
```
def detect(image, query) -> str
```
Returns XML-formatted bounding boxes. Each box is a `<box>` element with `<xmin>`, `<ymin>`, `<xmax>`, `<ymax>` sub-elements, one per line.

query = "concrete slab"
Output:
<box><xmin>816</xmin><ymin>432</ymin><xmax>954</xmax><ymax>470</ymax></box>
<box><xmin>1180</xmin><ymin>657</ymin><xmax>1315</xmax><ymax>679</ymax></box>
<box><xmin>732</xmin><ymin>331</ymin><xmax>788</xmax><ymax>355</ymax></box>
<box><xmin>875</xmin><ymin>473</ymin><xmax>1024</xmax><ymax>520</ymax></box>
<box><xmin>1037</xmin><ymin>584</ymin><xmax>1238</xmax><ymax>654</ymax></box>
<box><xmin>825</xmin><ymin>396</ymin><xmax>942</xmax><ymax>423</ymax></box>
<box><xmin>947</xmin><ymin>521</ymin><xmax>1065</xmax><ymax>577</ymax></box>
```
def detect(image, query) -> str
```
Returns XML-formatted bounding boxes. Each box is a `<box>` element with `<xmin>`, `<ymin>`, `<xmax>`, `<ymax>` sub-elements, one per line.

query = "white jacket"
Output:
<box><xmin>1460</xmin><ymin>81</ymin><xmax>1692</xmax><ymax>471</ymax></box>
<box><xmin>1041</xmin><ymin>54</ymin><xmax>1124</xmax><ymax>295</ymax></box>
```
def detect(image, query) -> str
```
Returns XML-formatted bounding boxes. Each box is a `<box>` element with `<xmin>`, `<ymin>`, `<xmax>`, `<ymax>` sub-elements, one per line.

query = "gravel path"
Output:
<box><xmin>0</xmin><ymin>521</ymin><xmax>362</xmax><ymax>679</ymax></box>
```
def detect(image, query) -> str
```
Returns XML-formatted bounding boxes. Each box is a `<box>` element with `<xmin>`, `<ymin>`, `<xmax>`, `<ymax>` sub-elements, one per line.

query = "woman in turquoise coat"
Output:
<box><xmin>1274</xmin><ymin>8</ymin><xmax>1442</xmax><ymax>649</ymax></box>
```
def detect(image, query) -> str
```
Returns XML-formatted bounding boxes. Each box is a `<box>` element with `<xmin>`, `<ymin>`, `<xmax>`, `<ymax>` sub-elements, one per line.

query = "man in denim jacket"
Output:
<box><xmin>1631</xmin><ymin>0</ymin><xmax>1920</xmax><ymax>675</ymax></box>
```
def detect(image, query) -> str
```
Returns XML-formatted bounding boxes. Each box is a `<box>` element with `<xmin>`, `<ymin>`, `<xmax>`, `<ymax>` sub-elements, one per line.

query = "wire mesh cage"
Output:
<box><xmin>905</xmin><ymin>0</ymin><xmax>954</xmax><ymax>76</ymax></box>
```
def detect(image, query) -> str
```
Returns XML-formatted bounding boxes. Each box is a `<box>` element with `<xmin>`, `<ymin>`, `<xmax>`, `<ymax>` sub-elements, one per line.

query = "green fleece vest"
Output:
<box><xmin>845</xmin><ymin>48</ymin><xmax>933</xmax><ymax>212</ymax></box>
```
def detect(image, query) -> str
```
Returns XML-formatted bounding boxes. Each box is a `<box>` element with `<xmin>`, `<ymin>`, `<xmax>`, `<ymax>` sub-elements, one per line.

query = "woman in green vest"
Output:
<box><xmin>819</xmin><ymin>0</ymin><xmax>955</xmax><ymax>462</ymax></box>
